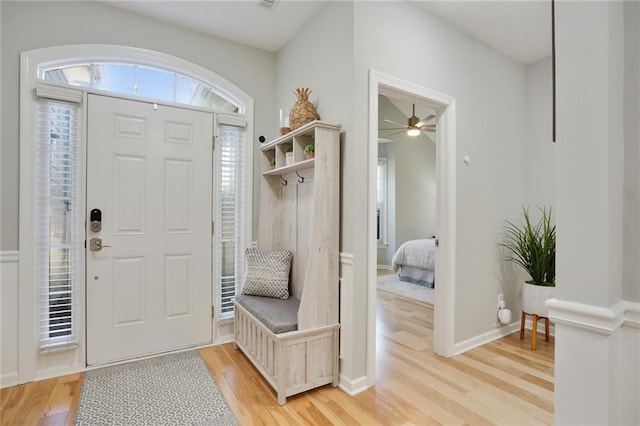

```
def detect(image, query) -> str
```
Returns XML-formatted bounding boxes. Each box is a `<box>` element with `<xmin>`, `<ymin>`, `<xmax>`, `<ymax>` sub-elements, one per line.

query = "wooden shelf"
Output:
<box><xmin>260</xmin><ymin>120</ymin><xmax>341</xmax><ymax>151</ymax></box>
<box><xmin>263</xmin><ymin>158</ymin><xmax>314</xmax><ymax>176</ymax></box>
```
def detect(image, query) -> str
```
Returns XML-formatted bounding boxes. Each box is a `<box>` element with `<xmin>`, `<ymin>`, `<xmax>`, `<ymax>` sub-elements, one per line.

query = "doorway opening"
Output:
<box><xmin>366</xmin><ymin>70</ymin><xmax>457</xmax><ymax>385</ymax></box>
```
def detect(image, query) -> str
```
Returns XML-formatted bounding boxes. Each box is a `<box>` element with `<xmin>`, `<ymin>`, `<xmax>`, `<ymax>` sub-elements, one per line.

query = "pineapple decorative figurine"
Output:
<box><xmin>289</xmin><ymin>88</ymin><xmax>319</xmax><ymax>130</ymax></box>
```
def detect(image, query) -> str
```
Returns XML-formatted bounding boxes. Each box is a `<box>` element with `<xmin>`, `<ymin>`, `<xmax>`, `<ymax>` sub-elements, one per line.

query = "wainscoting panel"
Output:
<box><xmin>1</xmin><ymin>251</ymin><xmax>19</xmax><ymax>388</ymax></box>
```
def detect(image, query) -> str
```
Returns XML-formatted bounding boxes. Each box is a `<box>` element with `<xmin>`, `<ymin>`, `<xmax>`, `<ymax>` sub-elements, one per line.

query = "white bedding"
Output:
<box><xmin>392</xmin><ymin>238</ymin><xmax>436</xmax><ymax>273</ymax></box>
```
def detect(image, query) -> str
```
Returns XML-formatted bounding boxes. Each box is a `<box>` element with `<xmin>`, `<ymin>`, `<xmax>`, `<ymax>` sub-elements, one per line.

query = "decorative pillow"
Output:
<box><xmin>242</xmin><ymin>248</ymin><xmax>292</xmax><ymax>300</ymax></box>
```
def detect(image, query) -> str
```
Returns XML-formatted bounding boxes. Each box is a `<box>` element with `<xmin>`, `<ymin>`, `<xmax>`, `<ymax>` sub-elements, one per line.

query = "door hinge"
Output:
<box><xmin>435</xmin><ymin>238</ymin><xmax>439</xmax><ymax>247</ymax></box>
<box><xmin>212</xmin><ymin>306</ymin><xmax>215</xmax><ymax>319</ymax></box>
<box><xmin>211</xmin><ymin>221</ymin><xmax>215</xmax><ymax>234</ymax></box>
<box><xmin>212</xmin><ymin>136</ymin><xmax>217</xmax><ymax>151</ymax></box>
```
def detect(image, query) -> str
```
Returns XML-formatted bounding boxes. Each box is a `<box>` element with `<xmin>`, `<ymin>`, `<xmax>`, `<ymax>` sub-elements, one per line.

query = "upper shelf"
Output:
<box><xmin>260</xmin><ymin>120</ymin><xmax>341</xmax><ymax>151</ymax></box>
<box><xmin>263</xmin><ymin>158</ymin><xmax>314</xmax><ymax>176</ymax></box>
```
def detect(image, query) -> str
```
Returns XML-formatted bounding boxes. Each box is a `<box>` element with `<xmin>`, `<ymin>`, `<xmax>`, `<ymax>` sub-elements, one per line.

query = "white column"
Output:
<box><xmin>552</xmin><ymin>1</ymin><xmax>634</xmax><ymax>424</ymax></box>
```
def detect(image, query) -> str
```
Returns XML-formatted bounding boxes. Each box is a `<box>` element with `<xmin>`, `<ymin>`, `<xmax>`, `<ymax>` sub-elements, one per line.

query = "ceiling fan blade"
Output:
<box><xmin>379</xmin><ymin>127</ymin><xmax>407</xmax><ymax>131</ymax></box>
<box><xmin>420</xmin><ymin>125</ymin><xmax>436</xmax><ymax>130</ymax></box>
<box><xmin>383</xmin><ymin>118</ymin><xmax>407</xmax><ymax>127</ymax></box>
<box><xmin>422</xmin><ymin>128</ymin><xmax>436</xmax><ymax>133</ymax></box>
<box><xmin>385</xmin><ymin>129</ymin><xmax>406</xmax><ymax>138</ymax></box>
<box><xmin>416</xmin><ymin>115</ymin><xmax>436</xmax><ymax>128</ymax></box>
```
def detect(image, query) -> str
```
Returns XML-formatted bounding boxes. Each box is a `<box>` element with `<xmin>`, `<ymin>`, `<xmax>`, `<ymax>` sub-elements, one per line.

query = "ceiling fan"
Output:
<box><xmin>379</xmin><ymin>103</ymin><xmax>436</xmax><ymax>137</ymax></box>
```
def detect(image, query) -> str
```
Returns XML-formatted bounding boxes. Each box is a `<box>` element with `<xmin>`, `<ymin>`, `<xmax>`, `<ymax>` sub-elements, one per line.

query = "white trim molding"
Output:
<box><xmin>454</xmin><ymin>322</ymin><xmax>521</xmax><ymax>355</ymax></box>
<box><xmin>367</xmin><ymin>70</ymin><xmax>457</xmax><ymax>388</ymax></box>
<box><xmin>1</xmin><ymin>251</ymin><xmax>19</xmax><ymax>388</ymax></box>
<box><xmin>0</xmin><ymin>251</ymin><xmax>19</xmax><ymax>263</ymax></box>
<box><xmin>338</xmin><ymin>252</ymin><xmax>353</xmax><ymax>360</ymax></box>
<box><xmin>621</xmin><ymin>300</ymin><xmax>640</xmax><ymax>329</ymax></box>
<box><xmin>338</xmin><ymin>374</ymin><xmax>368</xmax><ymax>396</ymax></box>
<box><xmin>340</xmin><ymin>252</ymin><xmax>354</xmax><ymax>267</ymax></box>
<box><xmin>546</xmin><ymin>298</ymin><xmax>626</xmax><ymax>336</ymax></box>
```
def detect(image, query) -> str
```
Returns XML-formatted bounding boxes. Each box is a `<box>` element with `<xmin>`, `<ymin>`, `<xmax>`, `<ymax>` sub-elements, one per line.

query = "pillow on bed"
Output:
<box><xmin>241</xmin><ymin>248</ymin><xmax>292</xmax><ymax>300</ymax></box>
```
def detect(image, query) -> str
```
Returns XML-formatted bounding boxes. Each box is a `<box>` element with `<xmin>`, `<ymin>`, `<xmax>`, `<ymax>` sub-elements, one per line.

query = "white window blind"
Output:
<box><xmin>215</xmin><ymin>124</ymin><xmax>245</xmax><ymax>319</ymax></box>
<box><xmin>35</xmin><ymin>99</ymin><xmax>80</xmax><ymax>350</ymax></box>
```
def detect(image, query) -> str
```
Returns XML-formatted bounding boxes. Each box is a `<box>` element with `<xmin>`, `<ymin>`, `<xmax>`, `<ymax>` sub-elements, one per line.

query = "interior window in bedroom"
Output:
<box><xmin>377</xmin><ymin>158</ymin><xmax>388</xmax><ymax>246</ymax></box>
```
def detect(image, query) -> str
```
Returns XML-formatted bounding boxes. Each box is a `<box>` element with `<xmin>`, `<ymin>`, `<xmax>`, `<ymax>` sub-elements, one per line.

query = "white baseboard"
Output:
<box><xmin>35</xmin><ymin>364</ymin><xmax>85</xmax><ymax>383</ymax></box>
<box><xmin>338</xmin><ymin>374</ymin><xmax>368</xmax><ymax>396</ymax></box>
<box><xmin>376</xmin><ymin>264</ymin><xmax>393</xmax><ymax>271</ymax></box>
<box><xmin>1</xmin><ymin>372</ymin><xmax>19</xmax><ymax>389</ymax></box>
<box><xmin>453</xmin><ymin>322</ymin><xmax>520</xmax><ymax>355</ymax></box>
<box><xmin>213</xmin><ymin>335</ymin><xmax>234</xmax><ymax>345</ymax></box>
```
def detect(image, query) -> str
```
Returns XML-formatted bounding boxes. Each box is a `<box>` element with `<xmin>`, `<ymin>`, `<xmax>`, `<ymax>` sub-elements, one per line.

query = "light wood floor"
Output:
<box><xmin>1</xmin><ymin>292</ymin><xmax>554</xmax><ymax>425</ymax></box>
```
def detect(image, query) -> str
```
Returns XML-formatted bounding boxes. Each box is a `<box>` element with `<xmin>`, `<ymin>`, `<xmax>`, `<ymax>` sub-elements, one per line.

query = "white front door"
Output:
<box><xmin>86</xmin><ymin>95</ymin><xmax>213</xmax><ymax>365</ymax></box>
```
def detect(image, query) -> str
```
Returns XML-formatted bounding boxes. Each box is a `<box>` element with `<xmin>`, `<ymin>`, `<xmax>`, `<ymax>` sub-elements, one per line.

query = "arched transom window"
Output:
<box><xmin>42</xmin><ymin>62</ymin><xmax>240</xmax><ymax>112</ymax></box>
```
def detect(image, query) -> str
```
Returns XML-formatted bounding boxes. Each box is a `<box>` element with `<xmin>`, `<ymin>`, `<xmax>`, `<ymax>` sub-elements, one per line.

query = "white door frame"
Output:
<box><xmin>367</xmin><ymin>70</ymin><xmax>457</xmax><ymax>385</ymax></box>
<box><xmin>18</xmin><ymin>45</ymin><xmax>253</xmax><ymax>384</ymax></box>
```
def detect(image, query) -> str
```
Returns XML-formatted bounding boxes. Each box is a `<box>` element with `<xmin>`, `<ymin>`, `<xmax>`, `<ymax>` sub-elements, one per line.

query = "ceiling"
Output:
<box><xmin>106</xmin><ymin>0</ymin><xmax>551</xmax><ymax>64</ymax></box>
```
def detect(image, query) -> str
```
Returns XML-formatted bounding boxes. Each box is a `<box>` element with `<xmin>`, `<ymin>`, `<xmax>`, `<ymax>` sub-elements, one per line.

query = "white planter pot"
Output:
<box><xmin>522</xmin><ymin>282</ymin><xmax>556</xmax><ymax>317</ymax></box>
<box><xmin>285</xmin><ymin>152</ymin><xmax>294</xmax><ymax>166</ymax></box>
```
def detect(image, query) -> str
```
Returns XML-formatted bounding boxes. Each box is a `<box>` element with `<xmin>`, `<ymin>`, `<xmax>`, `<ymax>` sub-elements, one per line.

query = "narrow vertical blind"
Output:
<box><xmin>35</xmin><ymin>99</ymin><xmax>80</xmax><ymax>350</ymax></box>
<box><xmin>215</xmin><ymin>124</ymin><xmax>245</xmax><ymax>319</ymax></box>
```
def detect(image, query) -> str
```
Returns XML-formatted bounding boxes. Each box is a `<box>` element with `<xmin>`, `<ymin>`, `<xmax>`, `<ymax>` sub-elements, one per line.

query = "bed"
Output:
<box><xmin>392</xmin><ymin>238</ymin><xmax>436</xmax><ymax>288</ymax></box>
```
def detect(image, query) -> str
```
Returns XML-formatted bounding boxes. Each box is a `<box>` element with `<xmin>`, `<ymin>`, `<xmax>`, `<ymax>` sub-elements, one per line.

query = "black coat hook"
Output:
<box><xmin>296</xmin><ymin>171</ymin><xmax>304</xmax><ymax>183</ymax></box>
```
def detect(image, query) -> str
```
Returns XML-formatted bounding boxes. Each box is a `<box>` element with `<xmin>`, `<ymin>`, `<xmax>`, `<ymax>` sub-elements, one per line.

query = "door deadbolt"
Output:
<box><xmin>89</xmin><ymin>238</ymin><xmax>111</xmax><ymax>251</ymax></box>
<box><xmin>90</xmin><ymin>208</ymin><xmax>102</xmax><ymax>232</ymax></box>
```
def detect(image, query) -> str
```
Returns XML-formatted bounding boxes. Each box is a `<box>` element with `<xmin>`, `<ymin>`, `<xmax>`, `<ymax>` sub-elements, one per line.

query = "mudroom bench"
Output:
<box><xmin>234</xmin><ymin>295</ymin><xmax>339</xmax><ymax>405</ymax></box>
<box><xmin>233</xmin><ymin>121</ymin><xmax>342</xmax><ymax>405</ymax></box>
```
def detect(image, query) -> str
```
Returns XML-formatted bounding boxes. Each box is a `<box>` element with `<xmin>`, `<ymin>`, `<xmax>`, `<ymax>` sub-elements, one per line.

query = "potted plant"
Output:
<box><xmin>285</xmin><ymin>146</ymin><xmax>294</xmax><ymax>166</ymax></box>
<box><xmin>304</xmin><ymin>144</ymin><xmax>315</xmax><ymax>159</ymax></box>
<box><xmin>270</xmin><ymin>157</ymin><xmax>276</xmax><ymax>169</ymax></box>
<box><xmin>499</xmin><ymin>206</ymin><xmax>556</xmax><ymax>317</ymax></box>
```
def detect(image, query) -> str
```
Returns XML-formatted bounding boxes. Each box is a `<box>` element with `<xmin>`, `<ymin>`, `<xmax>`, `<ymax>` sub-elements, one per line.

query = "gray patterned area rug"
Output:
<box><xmin>75</xmin><ymin>350</ymin><xmax>237</xmax><ymax>426</ymax></box>
<box><xmin>377</xmin><ymin>274</ymin><xmax>434</xmax><ymax>305</ymax></box>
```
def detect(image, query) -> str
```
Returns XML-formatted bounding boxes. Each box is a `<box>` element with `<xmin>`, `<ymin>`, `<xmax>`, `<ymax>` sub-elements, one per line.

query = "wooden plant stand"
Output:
<box><xmin>520</xmin><ymin>311</ymin><xmax>550</xmax><ymax>351</ymax></box>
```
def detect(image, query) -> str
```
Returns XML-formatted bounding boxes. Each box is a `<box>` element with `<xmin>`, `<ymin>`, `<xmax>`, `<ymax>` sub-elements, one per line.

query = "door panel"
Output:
<box><xmin>86</xmin><ymin>95</ymin><xmax>213</xmax><ymax>365</ymax></box>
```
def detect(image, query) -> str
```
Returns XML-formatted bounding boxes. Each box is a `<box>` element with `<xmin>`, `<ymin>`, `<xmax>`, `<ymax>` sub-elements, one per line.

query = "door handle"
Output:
<box><xmin>89</xmin><ymin>238</ymin><xmax>112</xmax><ymax>251</ymax></box>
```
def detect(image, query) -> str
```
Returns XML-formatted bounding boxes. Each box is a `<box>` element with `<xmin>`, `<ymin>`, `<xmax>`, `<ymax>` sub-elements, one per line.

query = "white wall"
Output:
<box><xmin>353</xmin><ymin>2</ymin><xmax>528</xmax><ymax>360</ymax></box>
<box><xmin>1</xmin><ymin>0</ymin><xmax>277</xmax><ymax>383</ymax></box>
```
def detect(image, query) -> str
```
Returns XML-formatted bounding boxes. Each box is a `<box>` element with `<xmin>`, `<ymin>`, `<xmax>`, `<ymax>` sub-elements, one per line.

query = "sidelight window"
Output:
<box><xmin>35</xmin><ymin>99</ymin><xmax>81</xmax><ymax>350</ymax></box>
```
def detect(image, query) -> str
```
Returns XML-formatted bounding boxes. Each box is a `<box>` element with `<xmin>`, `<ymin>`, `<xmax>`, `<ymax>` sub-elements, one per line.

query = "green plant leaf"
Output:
<box><xmin>498</xmin><ymin>206</ymin><xmax>556</xmax><ymax>286</ymax></box>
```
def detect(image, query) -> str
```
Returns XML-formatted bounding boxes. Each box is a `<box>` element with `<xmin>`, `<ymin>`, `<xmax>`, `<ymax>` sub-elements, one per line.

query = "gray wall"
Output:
<box><xmin>276</xmin><ymin>2</ymin><xmax>354</xmax><ymax>253</ymax></box>
<box><xmin>0</xmin><ymin>1</ymin><xmax>278</xmax><ymax>250</ymax></box>
<box><xmin>353</xmin><ymin>1</ymin><xmax>529</xmax><ymax>350</ymax></box>
<box><xmin>525</xmin><ymin>56</ymin><xmax>555</xmax><ymax>208</ymax></box>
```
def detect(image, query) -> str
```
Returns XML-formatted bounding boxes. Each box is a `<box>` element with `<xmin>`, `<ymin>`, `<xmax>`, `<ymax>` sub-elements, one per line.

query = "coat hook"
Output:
<box><xmin>296</xmin><ymin>171</ymin><xmax>304</xmax><ymax>183</ymax></box>
<box><xmin>280</xmin><ymin>176</ymin><xmax>288</xmax><ymax>186</ymax></box>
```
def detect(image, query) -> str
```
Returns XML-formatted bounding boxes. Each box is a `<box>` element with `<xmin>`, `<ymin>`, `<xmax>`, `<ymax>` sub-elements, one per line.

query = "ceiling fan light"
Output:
<box><xmin>407</xmin><ymin>128</ymin><xmax>421</xmax><ymax>137</ymax></box>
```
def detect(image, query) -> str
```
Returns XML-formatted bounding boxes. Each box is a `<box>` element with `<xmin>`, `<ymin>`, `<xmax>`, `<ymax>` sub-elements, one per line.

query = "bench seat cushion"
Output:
<box><xmin>235</xmin><ymin>294</ymin><xmax>299</xmax><ymax>334</ymax></box>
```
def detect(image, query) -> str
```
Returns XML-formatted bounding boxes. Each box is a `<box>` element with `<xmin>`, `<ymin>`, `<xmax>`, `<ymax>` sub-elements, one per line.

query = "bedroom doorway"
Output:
<box><xmin>366</xmin><ymin>70</ymin><xmax>457</xmax><ymax>386</ymax></box>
